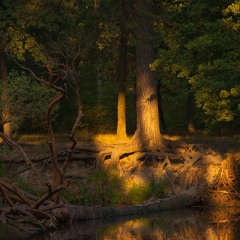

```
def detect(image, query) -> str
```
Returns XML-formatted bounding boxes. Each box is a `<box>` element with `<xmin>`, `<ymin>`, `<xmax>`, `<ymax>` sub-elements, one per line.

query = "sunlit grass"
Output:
<box><xmin>12</xmin><ymin>131</ymin><xmax>240</xmax><ymax>150</ymax></box>
<box><xmin>163</xmin><ymin>134</ymin><xmax>181</xmax><ymax>141</ymax></box>
<box><xmin>18</xmin><ymin>132</ymin><xmax>125</xmax><ymax>145</ymax></box>
<box><xmin>19</xmin><ymin>134</ymin><xmax>48</xmax><ymax>144</ymax></box>
<box><xmin>76</xmin><ymin>129</ymin><xmax>131</xmax><ymax>144</ymax></box>
<box><xmin>93</xmin><ymin>133</ymin><xmax>118</xmax><ymax>144</ymax></box>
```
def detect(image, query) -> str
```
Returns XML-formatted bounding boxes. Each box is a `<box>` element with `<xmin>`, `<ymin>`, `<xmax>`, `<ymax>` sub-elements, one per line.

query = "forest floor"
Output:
<box><xmin>4</xmin><ymin>132</ymin><xmax>238</xmax><ymax>157</ymax></box>
<box><xmin>1</xmin><ymin>132</ymin><xmax>240</xmax><ymax>206</ymax></box>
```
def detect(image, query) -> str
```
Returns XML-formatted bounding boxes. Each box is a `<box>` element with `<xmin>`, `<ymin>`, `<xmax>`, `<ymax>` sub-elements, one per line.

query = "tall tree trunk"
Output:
<box><xmin>187</xmin><ymin>85</ymin><xmax>195</xmax><ymax>134</ymax></box>
<box><xmin>133</xmin><ymin>0</ymin><xmax>162</xmax><ymax>148</ymax></box>
<box><xmin>0</xmin><ymin>51</ymin><xmax>11</xmax><ymax>137</ymax></box>
<box><xmin>96</xmin><ymin>58</ymin><xmax>103</xmax><ymax>105</ymax></box>
<box><xmin>117</xmin><ymin>0</ymin><xmax>128</xmax><ymax>140</ymax></box>
<box><xmin>158</xmin><ymin>82</ymin><xmax>168</xmax><ymax>134</ymax></box>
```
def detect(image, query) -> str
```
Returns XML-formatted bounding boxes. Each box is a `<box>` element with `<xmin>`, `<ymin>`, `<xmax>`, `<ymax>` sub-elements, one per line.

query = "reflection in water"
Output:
<box><xmin>1</xmin><ymin>208</ymin><xmax>240</xmax><ymax>240</ymax></box>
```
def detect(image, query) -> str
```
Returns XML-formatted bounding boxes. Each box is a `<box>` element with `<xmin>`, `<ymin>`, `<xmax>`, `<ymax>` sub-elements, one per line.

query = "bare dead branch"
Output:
<box><xmin>0</xmin><ymin>119</ymin><xmax>12</xmax><ymax>126</ymax></box>
<box><xmin>0</xmin><ymin>185</ymin><xmax>14</xmax><ymax>207</ymax></box>
<box><xmin>0</xmin><ymin>180</ymin><xmax>31</xmax><ymax>205</ymax></box>
<box><xmin>62</xmin><ymin>83</ymin><xmax>82</xmax><ymax>175</ymax></box>
<box><xmin>33</xmin><ymin>181</ymin><xmax>69</xmax><ymax>209</ymax></box>
<box><xmin>10</xmin><ymin>56</ymin><xmax>65</xmax><ymax>94</ymax></box>
<box><xmin>46</xmin><ymin>93</ymin><xmax>66</xmax><ymax>182</ymax></box>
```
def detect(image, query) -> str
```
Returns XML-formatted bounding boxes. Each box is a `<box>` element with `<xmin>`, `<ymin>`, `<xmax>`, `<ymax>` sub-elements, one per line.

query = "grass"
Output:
<box><xmin>18</xmin><ymin>134</ymin><xmax>48</xmax><ymax>144</ymax></box>
<box><xmin>17</xmin><ymin>131</ymin><xmax>239</xmax><ymax>145</ymax></box>
<box><xmin>18</xmin><ymin>131</ymin><xmax>129</xmax><ymax>145</ymax></box>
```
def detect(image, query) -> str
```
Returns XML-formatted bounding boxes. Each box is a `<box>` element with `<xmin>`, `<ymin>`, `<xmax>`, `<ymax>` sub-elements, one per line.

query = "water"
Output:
<box><xmin>1</xmin><ymin>207</ymin><xmax>240</xmax><ymax>239</ymax></box>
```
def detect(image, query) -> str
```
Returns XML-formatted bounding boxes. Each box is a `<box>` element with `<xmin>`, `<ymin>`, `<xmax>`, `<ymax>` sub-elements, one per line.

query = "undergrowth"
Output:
<box><xmin>62</xmin><ymin>167</ymin><xmax>168</xmax><ymax>207</ymax></box>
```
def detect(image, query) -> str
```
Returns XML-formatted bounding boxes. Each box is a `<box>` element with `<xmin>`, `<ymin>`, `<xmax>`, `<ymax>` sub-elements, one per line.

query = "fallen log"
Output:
<box><xmin>51</xmin><ymin>189</ymin><xmax>198</xmax><ymax>223</ymax></box>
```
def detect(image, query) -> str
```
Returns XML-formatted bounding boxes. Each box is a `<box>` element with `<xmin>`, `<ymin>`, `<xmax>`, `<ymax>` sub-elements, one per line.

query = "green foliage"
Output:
<box><xmin>62</xmin><ymin>174</ymin><xmax>168</xmax><ymax>206</ymax></box>
<box><xmin>1</xmin><ymin>0</ymin><xmax>100</xmax><ymax>134</ymax></box>
<box><xmin>153</xmin><ymin>0</ymin><xmax>240</xmax><ymax>134</ymax></box>
<box><xmin>125</xmin><ymin>179</ymin><xmax>168</xmax><ymax>205</ymax></box>
<box><xmin>192</xmin><ymin>60</ymin><xmax>240</xmax><ymax>124</ymax></box>
<box><xmin>61</xmin><ymin>189</ymin><xmax>81</xmax><ymax>204</ymax></box>
<box><xmin>0</xmin><ymin>0</ymin><xmax>239</xmax><ymax>135</ymax></box>
<box><xmin>83</xmin><ymin>105</ymin><xmax>117</xmax><ymax>133</ymax></box>
<box><xmin>78</xmin><ymin>62</ymin><xmax>118</xmax><ymax>133</ymax></box>
<box><xmin>0</xmin><ymin>70</ymin><xmax>58</xmax><ymax>133</ymax></box>
<box><xmin>77</xmin><ymin>168</ymin><xmax>125</xmax><ymax>206</ymax></box>
<box><xmin>125</xmin><ymin>184</ymin><xmax>152</xmax><ymax>205</ymax></box>
<box><xmin>152</xmin><ymin>178</ymin><xmax>169</xmax><ymax>199</ymax></box>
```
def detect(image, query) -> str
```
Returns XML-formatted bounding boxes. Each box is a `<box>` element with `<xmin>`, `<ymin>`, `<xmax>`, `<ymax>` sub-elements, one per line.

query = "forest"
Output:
<box><xmin>0</xmin><ymin>0</ymin><xmax>240</xmax><ymax>234</ymax></box>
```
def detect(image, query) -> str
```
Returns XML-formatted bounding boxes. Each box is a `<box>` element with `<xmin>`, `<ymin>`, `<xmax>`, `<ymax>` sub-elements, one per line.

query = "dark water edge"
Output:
<box><xmin>1</xmin><ymin>207</ymin><xmax>240</xmax><ymax>240</ymax></box>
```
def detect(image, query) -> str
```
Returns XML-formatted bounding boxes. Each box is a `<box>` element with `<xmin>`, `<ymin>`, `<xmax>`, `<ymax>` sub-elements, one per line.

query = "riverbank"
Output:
<box><xmin>1</xmin><ymin>133</ymin><xmax>239</xmax><ymax>207</ymax></box>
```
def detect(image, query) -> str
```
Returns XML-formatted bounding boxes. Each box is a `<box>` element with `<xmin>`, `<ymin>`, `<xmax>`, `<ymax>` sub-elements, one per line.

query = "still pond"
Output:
<box><xmin>1</xmin><ymin>207</ymin><xmax>240</xmax><ymax>239</ymax></box>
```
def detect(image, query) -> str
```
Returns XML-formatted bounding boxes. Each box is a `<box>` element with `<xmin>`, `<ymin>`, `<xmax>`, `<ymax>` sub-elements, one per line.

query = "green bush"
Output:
<box><xmin>71</xmin><ymin>168</ymin><xmax>125</xmax><ymax>206</ymax></box>
<box><xmin>125</xmin><ymin>178</ymin><xmax>168</xmax><ymax>205</ymax></box>
<box><xmin>126</xmin><ymin>184</ymin><xmax>152</xmax><ymax>205</ymax></box>
<box><xmin>0</xmin><ymin>70</ymin><xmax>59</xmax><ymax>133</ymax></box>
<box><xmin>152</xmin><ymin>178</ymin><xmax>169</xmax><ymax>199</ymax></box>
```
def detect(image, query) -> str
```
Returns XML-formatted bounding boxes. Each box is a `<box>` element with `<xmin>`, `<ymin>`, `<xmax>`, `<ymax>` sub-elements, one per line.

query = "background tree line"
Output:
<box><xmin>0</xmin><ymin>0</ymin><xmax>239</xmax><ymax>139</ymax></box>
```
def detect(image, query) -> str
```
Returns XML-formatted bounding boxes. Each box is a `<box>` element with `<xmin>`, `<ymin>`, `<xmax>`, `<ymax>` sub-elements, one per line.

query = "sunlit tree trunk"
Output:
<box><xmin>133</xmin><ymin>0</ymin><xmax>163</xmax><ymax>148</ymax></box>
<box><xmin>117</xmin><ymin>0</ymin><xmax>128</xmax><ymax>140</ymax></box>
<box><xmin>0</xmin><ymin>51</ymin><xmax>11</xmax><ymax>137</ymax></box>
<box><xmin>187</xmin><ymin>85</ymin><xmax>195</xmax><ymax>134</ymax></box>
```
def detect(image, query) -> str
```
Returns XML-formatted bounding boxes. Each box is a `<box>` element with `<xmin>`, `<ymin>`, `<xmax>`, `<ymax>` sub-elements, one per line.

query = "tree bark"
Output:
<box><xmin>187</xmin><ymin>84</ymin><xmax>195</xmax><ymax>134</ymax></box>
<box><xmin>158</xmin><ymin>82</ymin><xmax>168</xmax><ymax>134</ymax></box>
<box><xmin>51</xmin><ymin>190</ymin><xmax>198</xmax><ymax>222</ymax></box>
<box><xmin>133</xmin><ymin>0</ymin><xmax>163</xmax><ymax>148</ymax></box>
<box><xmin>117</xmin><ymin>0</ymin><xmax>128</xmax><ymax>140</ymax></box>
<box><xmin>0</xmin><ymin>51</ymin><xmax>11</xmax><ymax>137</ymax></box>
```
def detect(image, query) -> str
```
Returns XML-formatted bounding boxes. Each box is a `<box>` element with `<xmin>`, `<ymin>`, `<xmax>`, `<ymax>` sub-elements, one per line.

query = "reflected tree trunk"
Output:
<box><xmin>133</xmin><ymin>0</ymin><xmax>163</xmax><ymax>148</ymax></box>
<box><xmin>0</xmin><ymin>51</ymin><xmax>11</xmax><ymax>138</ymax></box>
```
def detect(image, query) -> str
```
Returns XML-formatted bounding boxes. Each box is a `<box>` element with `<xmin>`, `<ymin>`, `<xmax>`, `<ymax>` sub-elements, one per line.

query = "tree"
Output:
<box><xmin>152</xmin><ymin>0</ymin><xmax>240</xmax><ymax>134</ymax></box>
<box><xmin>116</xmin><ymin>0</ymin><xmax>129</xmax><ymax>140</ymax></box>
<box><xmin>0</xmin><ymin>51</ymin><xmax>11</xmax><ymax>137</ymax></box>
<box><xmin>0</xmin><ymin>0</ymin><xmax>95</xmax><ymax>204</ymax></box>
<box><xmin>132</xmin><ymin>0</ymin><xmax>162</xmax><ymax>148</ymax></box>
<box><xmin>0</xmin><ymin>70</ymin><xmax>58</xmax><ymax>134</ymax></box>
<box><xmin>183</xmin><ymin>0</ymin><xmax>240</xmax><ymax>133</ymax></box>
